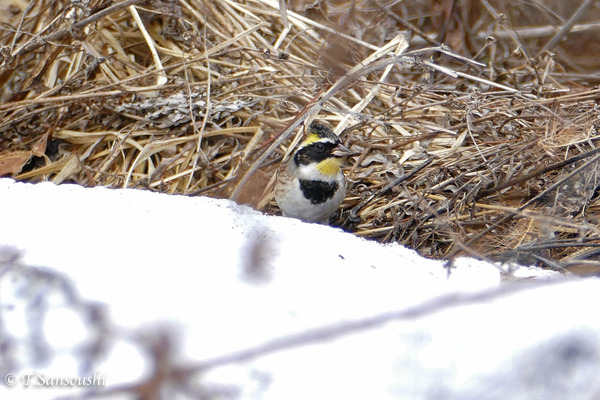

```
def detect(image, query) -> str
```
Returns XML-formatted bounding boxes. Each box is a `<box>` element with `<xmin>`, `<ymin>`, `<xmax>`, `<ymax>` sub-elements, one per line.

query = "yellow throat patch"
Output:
<box><xmin>316</xmin><ymin>157</ymin><xmax>343</xmax><ymax>176</ymax></box>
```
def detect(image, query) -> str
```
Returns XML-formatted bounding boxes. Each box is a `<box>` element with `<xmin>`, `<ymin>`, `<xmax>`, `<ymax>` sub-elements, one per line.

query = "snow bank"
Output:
<box><xmin>0</xmin><ymin>179</ymin><xmax>598</xmax><ymax>400</ymax></box>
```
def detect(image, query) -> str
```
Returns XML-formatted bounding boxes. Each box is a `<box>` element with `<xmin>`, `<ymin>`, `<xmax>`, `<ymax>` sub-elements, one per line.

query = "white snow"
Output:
<box><xmin>0</xmin><ymin>178</ymin><xmax>598</xmax><ymax>400</ymax></box>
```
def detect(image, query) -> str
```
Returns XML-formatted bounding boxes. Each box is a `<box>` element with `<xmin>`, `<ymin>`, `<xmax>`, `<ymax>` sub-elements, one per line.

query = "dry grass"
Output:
<box><xmin>3</xmin><ymin>0</ymin><xmax>600</xmax><ymax>274</ymax></box>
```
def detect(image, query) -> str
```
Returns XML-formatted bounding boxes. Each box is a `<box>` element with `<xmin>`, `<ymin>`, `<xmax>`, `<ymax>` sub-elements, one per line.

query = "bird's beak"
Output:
<box><xmin>332</xmin><ymin>143</ymin><xmax>352</xmax><ymax>158</ymax></box>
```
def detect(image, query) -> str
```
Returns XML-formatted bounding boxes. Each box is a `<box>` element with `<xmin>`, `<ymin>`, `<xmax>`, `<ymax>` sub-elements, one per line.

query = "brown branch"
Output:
<box><xmin>537</xmin><ymin>0</ymin><xmax>596</xmax><ymax>56</ymax></box>
<box><xmin>477</xmin><ymin>145</ymin><xmax>600</xmax><ymax>199</ymax></box>
<box><xmin>12</xmin><ymin>0</ymin><xmax>147</xmax><ymax>58</ymax></box>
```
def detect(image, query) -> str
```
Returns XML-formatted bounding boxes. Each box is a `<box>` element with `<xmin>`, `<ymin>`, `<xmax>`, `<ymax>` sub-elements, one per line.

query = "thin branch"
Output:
<box><xmin>538</xmin><ymin>0</ymin><xmax>596</xmax><ymax>55</ymax></box>
<box><xmin>12</xmin><ymin>0</ymin><xmax>147</xmax><ymax>58</ymax></box>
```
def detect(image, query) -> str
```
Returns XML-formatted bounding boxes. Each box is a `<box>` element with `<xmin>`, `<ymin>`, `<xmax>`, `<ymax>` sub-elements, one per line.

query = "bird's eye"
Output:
<box><xmin>315</xmin><ymin>143</ymin><xmax>325</xmax><ymax>152</ymax></box>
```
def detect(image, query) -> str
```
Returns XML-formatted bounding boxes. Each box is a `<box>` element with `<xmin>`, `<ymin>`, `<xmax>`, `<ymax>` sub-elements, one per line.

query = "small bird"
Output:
<box><xmin>274</xmin><ymin>122</ymin><xmax>351</xmax><ymax>223</ymax></box>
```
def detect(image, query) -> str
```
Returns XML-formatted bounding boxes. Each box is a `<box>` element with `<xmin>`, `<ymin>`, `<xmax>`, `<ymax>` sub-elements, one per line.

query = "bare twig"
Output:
<box><xmin>538</xmin><ymin>0</ymin><xmax>596</xmax><ymax>55</ymax></box>
<box><xmin>12</xmin><ymin>0</ymin><xmax>147</xmax><ymax>57</ymax></box>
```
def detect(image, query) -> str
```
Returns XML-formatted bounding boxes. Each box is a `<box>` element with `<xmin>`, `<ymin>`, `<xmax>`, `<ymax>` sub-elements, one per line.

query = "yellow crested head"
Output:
<box><xmin>299</xmin><ymin>133</ymin><xmax>322</xmax><ymax>148</ymax></box>
<box><xmin>316</xmin><ymin>157</ymin><xmax>343</xmax><ymax>176</ymax></box>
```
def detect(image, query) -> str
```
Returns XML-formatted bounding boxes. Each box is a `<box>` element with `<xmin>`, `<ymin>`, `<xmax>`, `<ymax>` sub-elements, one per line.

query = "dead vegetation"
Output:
<box><xmin>2</xmin><ymin>0</ymin><xmax>600</xmax><ymax>273</ymax></box>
